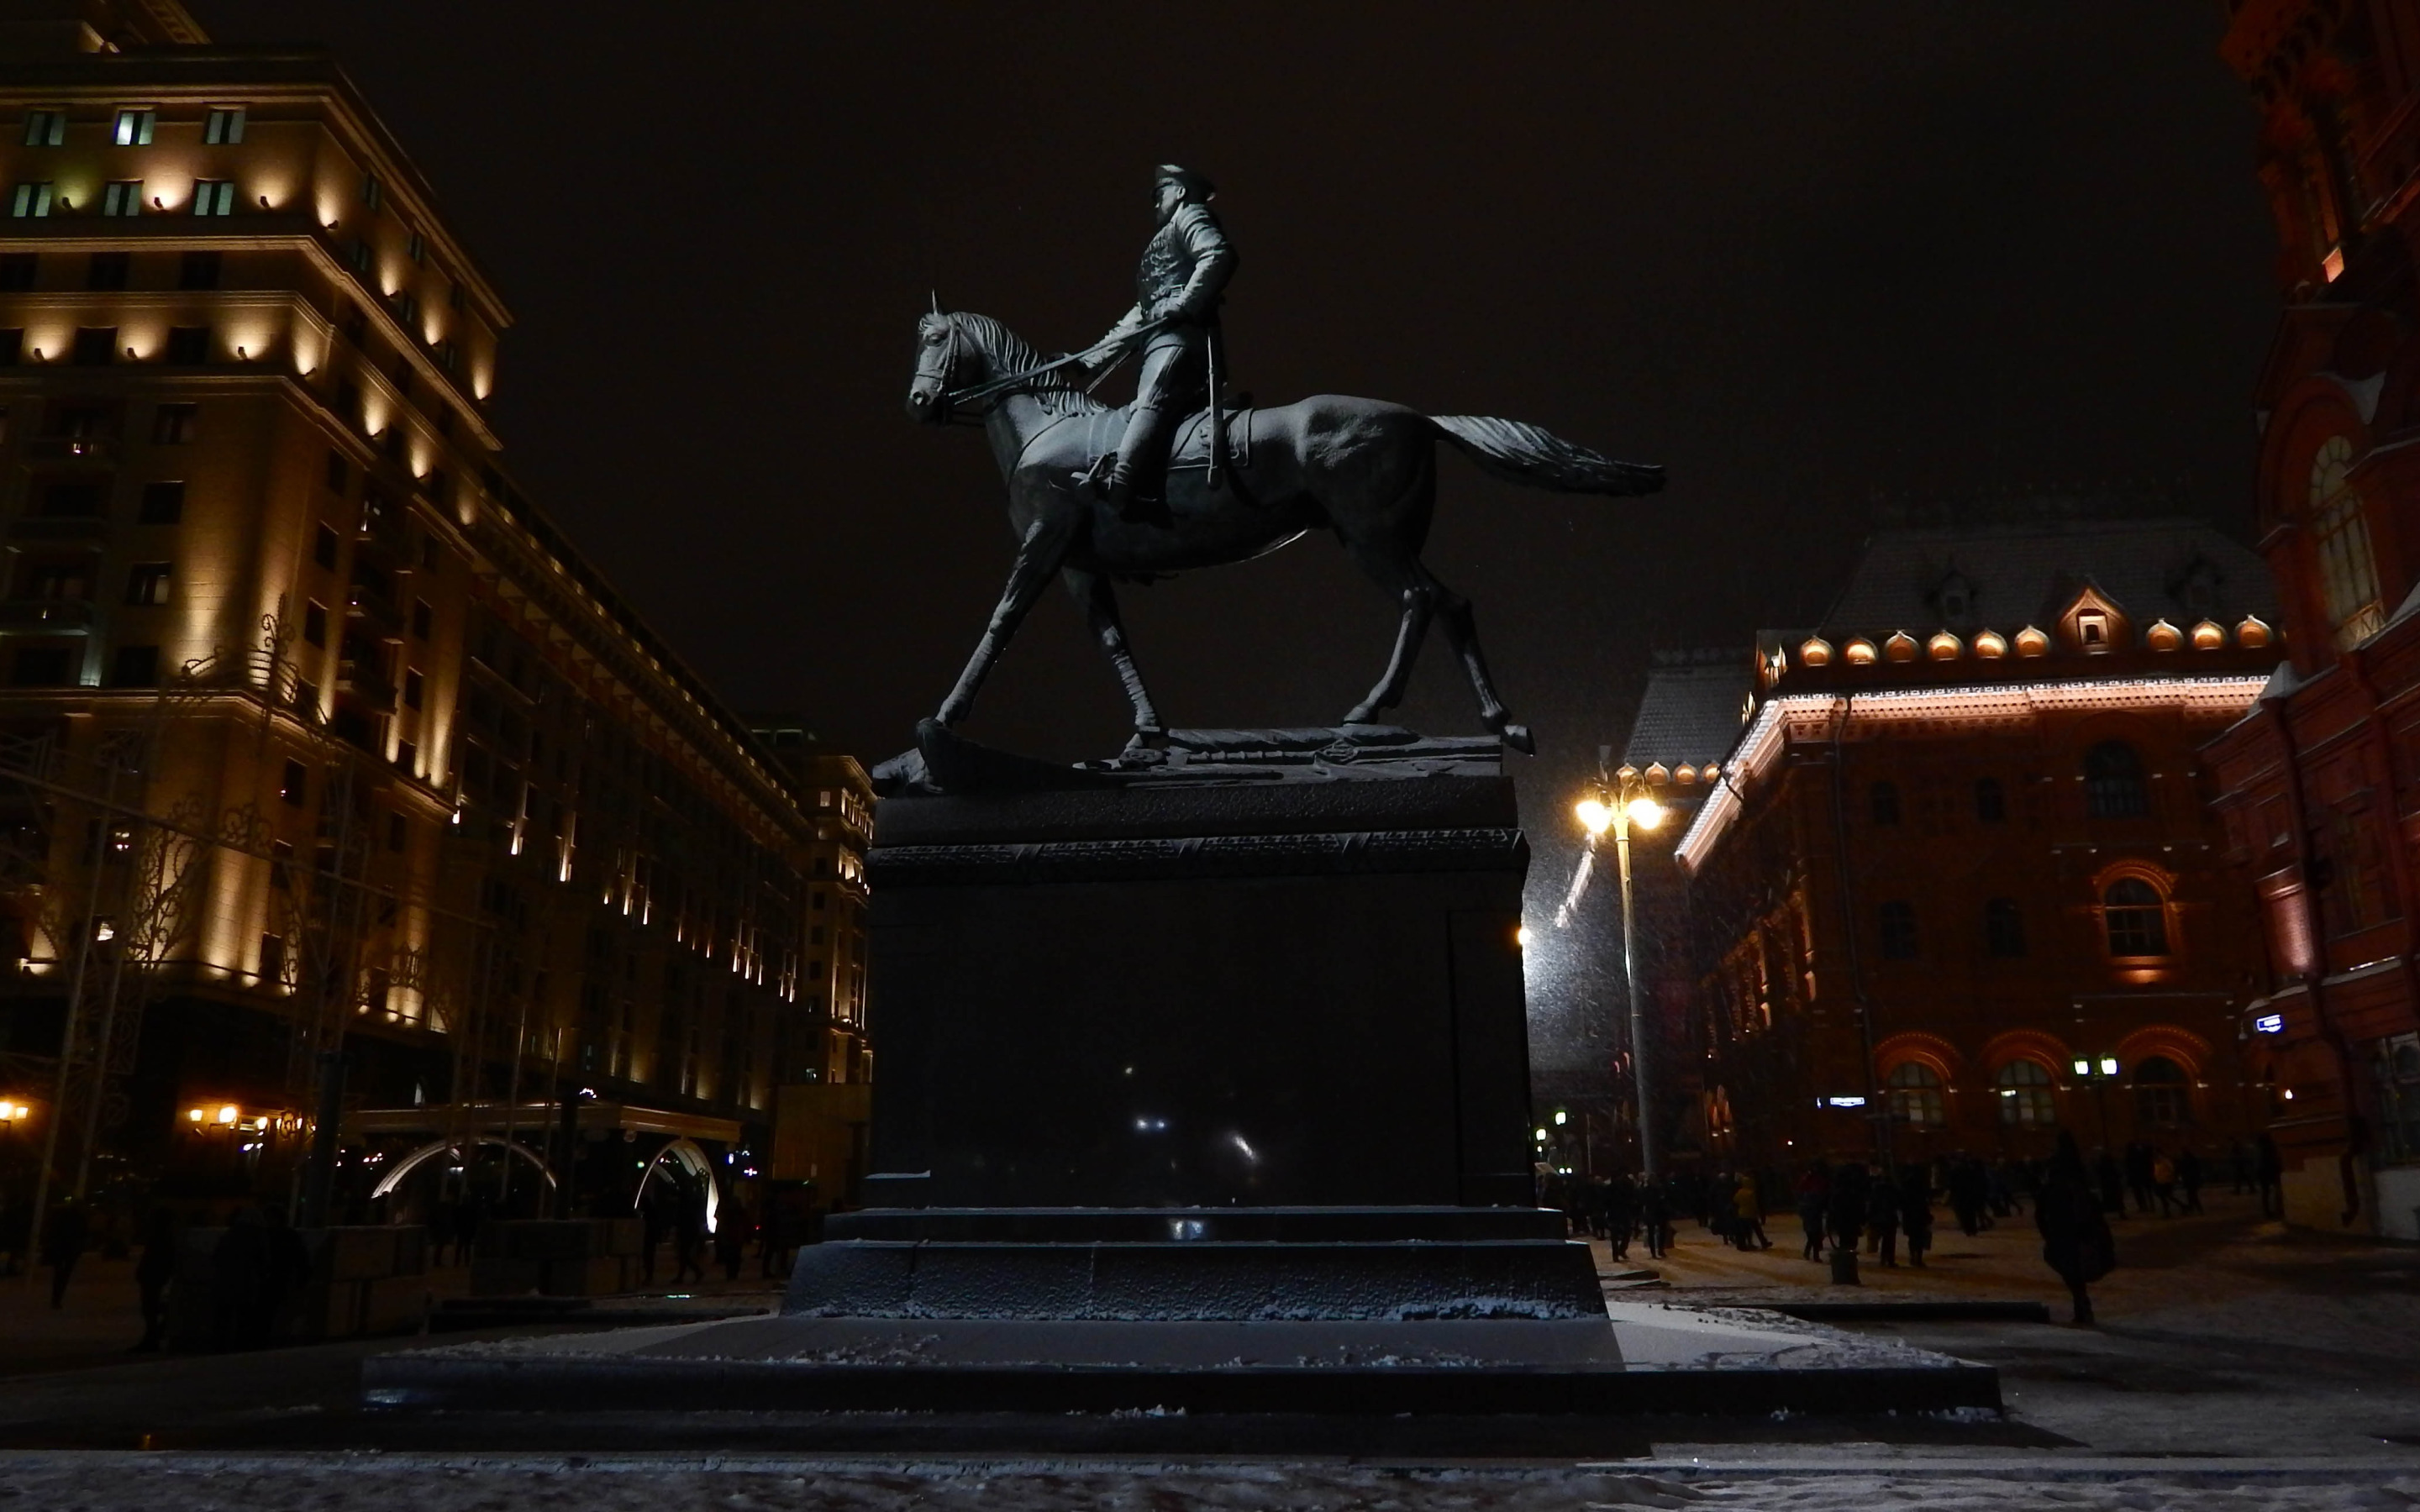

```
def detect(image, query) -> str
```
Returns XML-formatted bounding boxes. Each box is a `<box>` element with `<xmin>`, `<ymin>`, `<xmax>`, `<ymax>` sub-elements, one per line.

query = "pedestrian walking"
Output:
<box><xmin>2094</xmin><ymin>1147</ymin><xmax>2126</xmax><ymax>1216</ymax></box>
<box><xmin>1639</xmin><ymin>1179</ymin><xmax>1672</xmax><ymax>1261</ymax></box>
<box><xmin>674</xmin><ymin>1185</ymin><xmax>708</xmax><ymax>1284</ymax></box>
<box><xmin>2037</xmin><ymin>1131</ymin><xmax>2116</xmax><ymax>1326</ymax></box>
<box><xmin>2178</xmin><ymin>1147</ymin><xmax>2206</xmax><ymax>1215</ymax></box>
<box><xmin>1794</xmin><ymin>1163</ymin><xmax>1830</xmax><ymax>1263</ymax></box>
<box><xmin>209</xmin><ymin>1206</ymin><xmax>266</xmax><ymax>1348</ymax></box>
<box><xmin>1865</xmin><ymin>1167</ymin><xmax>1901</xmax><ymax>1267</ymax></box>
<box><xmin>1606</xmin><ymin>1174</ymin><xmax>1637</xmax><ymax>1263</ymax></box>
<box><xmin>2150</xmin><ymin>1148</ymin><xmax>2178</xmax><ymax>1217</ymax></box>
<box><xmin>2124</xmin><ymin>1142</ymin><xmax>2157</xmax><ymax>1216</ymax></box>
<box><xmin>1899</xmin><ymin>1165</ymin><xmax>1934</xmax><ymax>1268</ymax></box>
<box><xmin>1732</xmin><ymin>1173</ymin><xmax>1770</xmax><ymax>1250</ymax></box>
<box><xmin>715</xmin><ymin>1200</ymin><xmax>751</xmax><ymax>1282</ymax></box>
<box><xmin>1949</xmin><ymin>1158</ymin><xmax>1987</xmax><ymax>1236</ymax></box>
<box><xmin>426</xmin><ymin>1197</ymin><xmax>457</xmax><ymax>1268</ymax></box>
<box><xmin>2255</xmin><ymin>1132</ymin><xmax>2285</xmax><ymax>1218</ymax></box>
<box><xmin>133</xmin><ymin>1208</ymin><xmax>177</xmax><ymax>1352</ymax></box>
<box><xmin>1826</xmin><ymin>1161</ymin><xmax>1868</xmax><ymax>1257</ymax></box>
<box><xmin>42</xmin><ymin>1194</ymin><xmax>87</xmax><ymax>1308</ymax></box>
<box><xmin>2227</xmin><ymin>1139</ymin><xmax>2252</xmax><ymax>1195</ymax></box>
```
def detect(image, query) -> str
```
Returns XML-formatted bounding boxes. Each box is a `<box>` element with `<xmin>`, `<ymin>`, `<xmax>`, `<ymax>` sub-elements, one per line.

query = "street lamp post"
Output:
<box><xmin>1578</xmin><ymin>775</ymin><xmax>1668</xmax><ymax>1180</ymax></box>
<box><xmin>2071</xmin><ymin>1055</ymin><xmax>2121</xmax><ymax>1155</ymax></box>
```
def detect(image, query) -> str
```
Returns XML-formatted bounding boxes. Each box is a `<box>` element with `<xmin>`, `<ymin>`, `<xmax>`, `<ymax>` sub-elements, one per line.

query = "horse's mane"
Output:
<box><xmin>955</xmin><ymin>311</ymin><xmax>1109</xmax><ymax>417</ymax></box>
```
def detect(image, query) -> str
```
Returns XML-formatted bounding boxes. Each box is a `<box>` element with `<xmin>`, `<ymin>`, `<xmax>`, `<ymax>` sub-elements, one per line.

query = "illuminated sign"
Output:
<box><xmin>2254</xmin><ymin>1013</ymin><xmax>2284</xmax><ymax>1035</ymax></box>
<box><xmin>1820</xmin><ymin>1095</ymin><xmax>1868</xmax><ymax>1109</ymax></box>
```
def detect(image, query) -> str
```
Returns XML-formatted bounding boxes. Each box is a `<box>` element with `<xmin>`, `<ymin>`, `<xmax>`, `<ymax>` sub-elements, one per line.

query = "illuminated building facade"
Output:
<box><xmin>1675</xmin><ymin>515</ymin><xmax>2275</xmax><ymax>1172</ymax></box>
<box><xmin>2201</xmin><ymin>1</ymin><xmax>2420</xmax><ymax>1237</ymax></box>
<box><xmin>0</xmin><ymin>3</ymin><xmax>869</xmax><ymax>1217</ymax></box>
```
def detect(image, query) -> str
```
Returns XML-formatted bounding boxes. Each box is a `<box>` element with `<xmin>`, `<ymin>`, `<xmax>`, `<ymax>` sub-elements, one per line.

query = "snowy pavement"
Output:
<box><xmin>1</xmin><ymin>1193</ymin><xmax>2416</xmax><ymax>1507</ymax></box>
<box><xmin>0</xmin><ymin>1455</ymin><xmax>2416</xmax><ymax>1510</ymax></box>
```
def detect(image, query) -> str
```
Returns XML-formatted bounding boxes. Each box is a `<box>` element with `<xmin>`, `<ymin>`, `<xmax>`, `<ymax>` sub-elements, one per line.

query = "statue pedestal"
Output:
<box><xmin>853</xmin><ymin>763</ymin><xmax>1537</xmax><ymax>1214</ymax></box>
<box><xmin>791</xmin><ymin>753</ymin><xmax>1596</xmax><ymax>1331</ymax></box>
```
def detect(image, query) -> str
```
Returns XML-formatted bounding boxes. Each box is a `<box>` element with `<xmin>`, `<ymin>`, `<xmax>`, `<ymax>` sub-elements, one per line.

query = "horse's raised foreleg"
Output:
<box><xmin>1063</xmin><ymin>568</ymin><xmax>1163</xmax><ymax>739</ymax></box>
<box><xmin>936</xmin><ymin>521</ymin><xmax>1069</xmax><ymax>729</ymax></box>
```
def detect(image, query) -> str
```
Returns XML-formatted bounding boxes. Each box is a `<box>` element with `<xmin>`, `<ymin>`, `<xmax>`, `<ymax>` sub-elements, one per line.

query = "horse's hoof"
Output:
<box><xmin>1501</xmin><ymin>724</ymin><xmax>1535</xmax><ymax>755</ymax></box>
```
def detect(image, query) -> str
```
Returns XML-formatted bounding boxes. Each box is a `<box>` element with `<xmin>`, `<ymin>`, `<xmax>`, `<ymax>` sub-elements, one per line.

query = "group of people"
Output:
<box><xmin>1791</xmin><ymin>1160</ymin><xmax>1939</xmax><ymax>1268</ymax></box>
<box><xmin>1544</xmin><ymin>1171</ymin><xmax>1678</xmax><ymax>1261</ymax></box>
<box><xmin>1546</xmin><ymin>1132</ymin><xmax>2280</xmax><ymax>1329</ymax></box>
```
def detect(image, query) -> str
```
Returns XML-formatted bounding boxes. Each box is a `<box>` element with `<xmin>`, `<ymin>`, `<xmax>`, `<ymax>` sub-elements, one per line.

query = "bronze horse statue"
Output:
<box><xmin>905</xmin><ymin>307</ymin><xmax>1664</xmax><ymax>753</ymax></box>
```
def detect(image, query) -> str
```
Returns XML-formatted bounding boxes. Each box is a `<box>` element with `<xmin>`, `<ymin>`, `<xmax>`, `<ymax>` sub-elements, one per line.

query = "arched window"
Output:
<box><xmin>2084</xmin><ymin>741</ymin><xmax>2149</xmax><ymax>819</ymax></box>
<box><xmin>2103</xmin><ymin>878</ymin><xmax>2170</xmax><ymax>958</ymax></box>
<box><xmin>1870</xmin><ymin>780</ymin><xmax>1901</xmax><ymax>826</ymax></box>
<box><xmin>1886</xmin><ymin>1061</ymin><xmax>1945</xmax><ymax>1127</ymax></box>
<box><xmin>1984</xmin><ymin>898</ymin><xmax>2027</xmax><ymax>958</ymax></box>
<box><xmin>2133</xmin><ymin>1055</ymin><xmax>2191</xmax><ymax>1127</ymax></box>
<box><xmin>1996</xmin><ymin>1059</ymin><xmax>2056</xmax><ymax>1127</ymax></box>
<box><xmin>1878</xmin><ymin>900</ymin><xmax>1918</xmax><ymax>959</ymax></box>
<box><xmin>2310</xmin><ymin>435</ymin><xmax>2386</xmax><ymax>649</ymax></box>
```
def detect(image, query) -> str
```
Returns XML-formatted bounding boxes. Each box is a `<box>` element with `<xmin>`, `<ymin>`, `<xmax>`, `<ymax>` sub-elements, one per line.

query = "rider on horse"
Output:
<box><xmin>1076</xmin><ymin>164</ymin><xmax>1237</xmax><ymax>520</ymax></box>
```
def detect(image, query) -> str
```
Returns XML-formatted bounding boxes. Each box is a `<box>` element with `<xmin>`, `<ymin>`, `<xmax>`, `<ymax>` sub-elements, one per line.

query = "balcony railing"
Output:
<box><xmin>0</xmin><ymin>599</ymin><xmax>96</xmax><ymax>632</ymax></box>
<box><xmin>24</xmin><ymin>436</ymin><xmax>118</xmax><ymax>465</ymax></box>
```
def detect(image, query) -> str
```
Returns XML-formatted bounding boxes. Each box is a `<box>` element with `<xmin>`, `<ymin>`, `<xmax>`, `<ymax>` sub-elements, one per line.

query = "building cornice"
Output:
<box><xmin>1674</xmin><ymin>675</ymin><xmax>2274</xmax><ymax>875</ymax></box>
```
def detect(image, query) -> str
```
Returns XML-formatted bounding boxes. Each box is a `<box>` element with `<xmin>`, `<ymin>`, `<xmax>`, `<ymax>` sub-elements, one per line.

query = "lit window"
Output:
<box><xmin>2133</xmin><ymin>1055</ymin><xmax>2191</xmax><ymax>1126</ymax></box>
<box><xmin>101</xmin><ymin>181</ymin><xmax>142</xmax><ymax>217</ymax></box>
<box><xmin>10</xmin><ymin>182</ymin><xmax>55</xmax><ymax>218</ymax></box>
<box><xmin>2084</xmin><ymin>741</ymin><xmax>2149</xmax><ymax>819</ymax></box>
<box><xmin>2103</xmin><ymin>877</ymin><xmax>2170</xmax><ymax>958</ymax></box>
<box><xmin>204</xmin><ymin>108</ymin><xmax>245</xmax><ymax>144</ymax></box>
<box><xmin>1995</xmin><ymin>1059</ymin><xmax>2055</xmax><ymax>1127</ymax></box>
<box><xmin>112</xmin><ymin>109</ymin><xmax>155</xmax><ymax>146</ymax></box>
<box><xmin>1886</xmin><ymin>1061</ymin><xmax>1944</xmax><ymax>1126</ymax></box>
<box><xmin>192</xmin><ymin>181</ymin><xmax>235</xmax><ymax>217</ymax></box>
<box><xmin>2075</xmin><ymin>611</ymin><xmax>2111</xmax><ymax>649</ymax></box>
<box><xmin>2310</xmin><ymin>436</ymin><xmax>2385</xmax><ymax>649</ymax></box>
<box><xmin>23</xmin><ymin>111</ymin><xmax>65</xmax><ymax>148</ymax></box>
<box><xmin>124</xmin><ymin>563</ymin><xmax>171</xmax><ymax>606</ymax></box>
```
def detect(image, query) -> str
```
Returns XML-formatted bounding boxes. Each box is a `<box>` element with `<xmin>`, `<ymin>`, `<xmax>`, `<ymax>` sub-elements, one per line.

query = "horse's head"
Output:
<box><xmin>907</xmin><ymin>298</ymin><xmax>974</xmax><ymax>425</ymax></box>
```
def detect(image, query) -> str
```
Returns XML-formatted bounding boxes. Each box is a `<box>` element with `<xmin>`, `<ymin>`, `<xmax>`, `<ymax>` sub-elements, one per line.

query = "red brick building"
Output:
<box><xmin>2201</xmin><ymin>0</ymin><xmax>2420</xmax><ymax>1236</ymax></box>
<box><xmin>1676</xmin><ymin>514</ymin><xmax>2275</xmax><ymax>1173</ymax></box>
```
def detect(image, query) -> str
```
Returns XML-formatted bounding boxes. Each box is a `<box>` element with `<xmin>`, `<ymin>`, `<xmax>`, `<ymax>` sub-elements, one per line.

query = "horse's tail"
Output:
<box><xmin>1427</xmin><ymin>415</ymin><xmax>1666</xmax><ymax>496</ymax></box>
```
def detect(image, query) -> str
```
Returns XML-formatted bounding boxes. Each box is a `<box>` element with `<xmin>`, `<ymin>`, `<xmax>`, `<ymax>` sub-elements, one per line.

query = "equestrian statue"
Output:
<box><xmin>905</xmin><ymin>164</ymin><xmax>1664</xmax><ymax>757</ymax></box>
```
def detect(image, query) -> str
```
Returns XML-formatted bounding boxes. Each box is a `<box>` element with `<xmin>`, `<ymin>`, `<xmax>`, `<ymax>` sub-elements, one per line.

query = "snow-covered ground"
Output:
<box><xmin>0</xmin><ymin>1456</ymin><xmax>2415</xmax><ymax>1510</ymax></box>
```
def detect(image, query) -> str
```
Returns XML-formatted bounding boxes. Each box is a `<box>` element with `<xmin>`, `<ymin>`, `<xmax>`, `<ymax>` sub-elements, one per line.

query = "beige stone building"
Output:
<box><xmin>0</xmin><ymin>1</ymin><xmax>870</xmax><ymax>1225</ymax></box>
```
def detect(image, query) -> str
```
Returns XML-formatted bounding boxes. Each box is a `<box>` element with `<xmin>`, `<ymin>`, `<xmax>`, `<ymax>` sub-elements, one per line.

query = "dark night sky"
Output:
<box><xmin>200</xmin><ymin>4</ymin><xmax>2280</xmax><ymax>1063</ymax></box>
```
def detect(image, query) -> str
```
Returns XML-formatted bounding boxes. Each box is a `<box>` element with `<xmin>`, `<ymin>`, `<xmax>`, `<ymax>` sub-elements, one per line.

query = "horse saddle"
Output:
<box><xmin>1085</xmin><ymin>402</ymin><xmax>1255</xmax><ymax>475</ymax></box>
<box><xmin>1167</xmin><ymin>402</ymin><xmax>1255</xmax><ymax>473</ymax></box>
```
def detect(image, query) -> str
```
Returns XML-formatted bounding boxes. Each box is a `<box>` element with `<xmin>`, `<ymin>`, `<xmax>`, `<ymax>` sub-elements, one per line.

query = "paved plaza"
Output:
<box><xmin>1</xmin><ymin>1190</ymin><xmax>2414</xmax><ymax>1507</ymax></box>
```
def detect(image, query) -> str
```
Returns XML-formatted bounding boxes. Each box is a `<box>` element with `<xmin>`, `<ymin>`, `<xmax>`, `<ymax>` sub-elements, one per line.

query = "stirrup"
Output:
<box><xmin>1071</xmin><ymin>453</ymin><xmax>1117</xmax><ymax>497</ymax></box>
